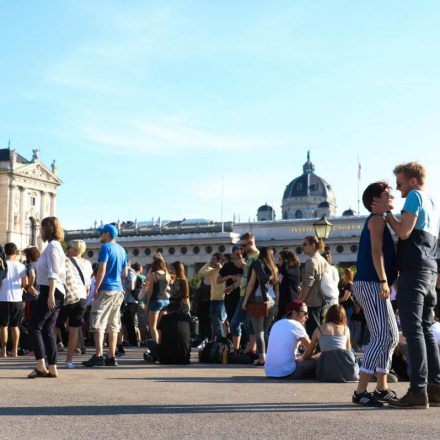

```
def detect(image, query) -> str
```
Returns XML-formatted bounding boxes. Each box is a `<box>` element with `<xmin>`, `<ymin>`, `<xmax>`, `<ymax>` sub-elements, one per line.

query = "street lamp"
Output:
<box><xmin>313</xmin><ymin>214</ymin><xmax>333</xmax><ymax>240</ymax></box>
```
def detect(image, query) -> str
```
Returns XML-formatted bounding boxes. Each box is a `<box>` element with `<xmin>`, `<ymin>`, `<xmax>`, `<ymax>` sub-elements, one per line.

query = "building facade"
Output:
<box><xmin>0</xmin><ymin>147</ymin><xmax>62</xmax><ymax>249</ymax></box>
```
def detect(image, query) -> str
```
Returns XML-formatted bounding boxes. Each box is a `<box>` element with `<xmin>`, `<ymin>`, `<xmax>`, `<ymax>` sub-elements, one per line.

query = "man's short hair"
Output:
<box><xmin>393</xmin><ymin>162</ymin><xmax>426</xmax><ymax>185</ymax></box>
<box><xmin>4</xmin><ymin>243</ymin><xmax>18</xmax><ymax>256</ymax></box>
<box><xmin>240</xmin><ymin>232</ymin><xmax>254</xmax><ymax>241</ymax></box>
<box><xmin>232</xmin><ymin>245</ymin><xmax>241</xmax><ymax>253</ymax></box>
<box><xmin>213</xmin><ymin>252</ymin><xmax>224</xmax><ymax>261</ymax></box>
<box><xmin>131</xmin><ymin>262</ymin><xmax>142</xmax><ymax>272</ymax></box>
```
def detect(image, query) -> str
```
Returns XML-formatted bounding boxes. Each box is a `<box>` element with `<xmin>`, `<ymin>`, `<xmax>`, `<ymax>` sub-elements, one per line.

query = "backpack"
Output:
<box><xmin>0</xmin><ymin>245</ymin><xmax>7</xmax><ymax>286</ymax></box>
<box><xmin>64</xmin><ymin>257</ymin><xmax>83</xmax><ymax>305</ymax></box>
<box><xmin>199</xmin><ymin>338</ymin><xmax>233</xmax><ymax>363</ymax></box>
<box><xmin>320</xmin><ymin>264</ymin><xmax>339</xmax><ymax>301</ymax></box>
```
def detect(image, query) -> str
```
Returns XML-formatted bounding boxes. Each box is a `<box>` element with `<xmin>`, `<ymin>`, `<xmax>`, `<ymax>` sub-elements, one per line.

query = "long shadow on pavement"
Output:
<box><xmin>0</xmin><ymin>402</ymin><xmax>382</xmax><ymax>416</ymax></box>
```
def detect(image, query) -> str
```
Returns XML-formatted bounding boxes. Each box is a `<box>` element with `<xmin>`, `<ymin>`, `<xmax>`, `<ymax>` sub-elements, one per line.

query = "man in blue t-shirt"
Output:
<box><xmin>375</xmin><ymin>162</ymin><xmax>440</xmax><ymax>409</ymax></box>
<box><xmin>83</xmin><ymin>224</ymin><xmax>127</xmax><ymax>368</ymax></box>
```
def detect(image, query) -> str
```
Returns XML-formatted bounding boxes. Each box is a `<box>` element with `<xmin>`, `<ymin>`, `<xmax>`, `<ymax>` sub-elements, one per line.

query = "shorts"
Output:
<box><xmin>149</xmin><ymin>299</ymin><xmax>169</xmax><ymax>313</ymax></box>
<box><xmin>56</xmin><ymin>298</ymin><xmax>87</xmax><ymax>328</ymax></box>
<box><xmin>89</xmin><ymin>290</ymin><xmax>124</xmax><ymax>333</ymax></box>
<box><xmin>0</xmin><ymin>301</ymin><xmax>25</xmax><ymax>327</ymax></box>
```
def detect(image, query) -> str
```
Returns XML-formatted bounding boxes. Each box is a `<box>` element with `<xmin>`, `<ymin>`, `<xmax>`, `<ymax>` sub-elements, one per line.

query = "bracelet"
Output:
<box><xmin>379</xmin><ymin>280</ymin><xmax>387</xmax><ymax>284</ymax></box>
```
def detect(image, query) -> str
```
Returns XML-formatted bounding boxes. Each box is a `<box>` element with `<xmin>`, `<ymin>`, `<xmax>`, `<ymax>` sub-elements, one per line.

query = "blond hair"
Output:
<box><xmin>68</xmin><ymin>239</ymin><xmax>86</xmax><ymax>256</ymax></box>
<box><xmin>393</xmin><ymin>162</ymin><xmax>426</xmax><ymax>185</ymax></box>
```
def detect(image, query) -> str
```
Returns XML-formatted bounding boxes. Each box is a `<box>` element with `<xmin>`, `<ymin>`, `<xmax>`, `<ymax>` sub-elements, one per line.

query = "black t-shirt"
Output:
<box><xmin>158</xmin><ymin>312</ymin><xmax>191</xmax><ymax>364</ymax></box>
<box><xmin>219</xmin><ymin>262</ymin><xmax>243</xmax><ymax>295</ymax></box>
<box><xmin>339</xmin><ymin>282</ymin><xmax>355</xmax><ymax>309</ymax></box>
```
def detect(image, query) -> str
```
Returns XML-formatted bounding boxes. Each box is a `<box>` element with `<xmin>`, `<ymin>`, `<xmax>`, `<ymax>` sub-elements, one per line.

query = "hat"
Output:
<box><xmin>285</xmin><ymin>300</ymin><xmax>305</xmax><ymax>315</ymax></box>
<box><xmin>97</xmin><ymin>224</ymin><xmax>118</xmax><ymax>238</ymax></box>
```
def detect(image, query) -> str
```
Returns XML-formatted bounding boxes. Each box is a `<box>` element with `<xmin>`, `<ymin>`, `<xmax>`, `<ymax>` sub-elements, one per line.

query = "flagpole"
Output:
<box><xmin>221</xmin><ymin>175</ymin><xmax>224</xmax><ymax>233</ymax></box>
<box><xmin>357</xmin><ymin>154</ymin><xmax>361</xmax><ymax>215</ymax></box>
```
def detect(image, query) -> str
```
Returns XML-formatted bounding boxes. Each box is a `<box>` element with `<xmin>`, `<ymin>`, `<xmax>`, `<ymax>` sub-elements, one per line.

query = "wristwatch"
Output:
<box><xmin>379</xmin><ymin>280</ymin><xmax>387</xmax><ymax>284</ymax></box>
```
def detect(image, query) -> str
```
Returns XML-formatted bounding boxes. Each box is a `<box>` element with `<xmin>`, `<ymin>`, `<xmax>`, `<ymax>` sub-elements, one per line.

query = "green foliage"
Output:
<box><xmin>189</xmin><ymin>273</ymin><xmax>203</xmax><ymax>290</ymax></box>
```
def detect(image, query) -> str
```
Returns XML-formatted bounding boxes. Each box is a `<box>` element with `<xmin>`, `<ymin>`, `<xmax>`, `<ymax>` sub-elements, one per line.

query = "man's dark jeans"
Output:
<box><xmin>305</xmin><ymin>306</ymin><xmax>322</xmax><ymax>339</ymax></box>
<box><xmin>398</xmin><ymin>270</ymin><xmax>440</xmax><ymax>392</ymax></box>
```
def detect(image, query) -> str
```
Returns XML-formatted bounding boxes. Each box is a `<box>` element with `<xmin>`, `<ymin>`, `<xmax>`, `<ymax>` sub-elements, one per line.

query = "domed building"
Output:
<box><xmin>256</xmin><ymin>203</ymin><xmax>275</xmax><ymax>221</ymax></box>
<box><xmin>281</xmin><ymin>152</ymin><xmax>336</xmax><ymax>219</ymax></box>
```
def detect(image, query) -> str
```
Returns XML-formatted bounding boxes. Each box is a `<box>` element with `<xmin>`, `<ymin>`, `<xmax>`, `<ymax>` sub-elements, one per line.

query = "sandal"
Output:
<box><xmin>27</xmin><ymin>368</ymin><xmax>50</xmax><ymax>379</ymax></box>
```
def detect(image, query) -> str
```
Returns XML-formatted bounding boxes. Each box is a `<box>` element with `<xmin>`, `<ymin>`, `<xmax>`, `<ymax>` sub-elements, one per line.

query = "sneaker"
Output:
<box><xmin>352</xmin><ymin>390</ymin><xmax>384</xmax><ymax>407</ymax></box>
<box><xmin>373</xmin><ymin>388</ymin><xmax>398</xmax><ymax>403</ymax></box>
<box><xmin>65</xmin><ymin>361</ymin><xmax>76</xmax><ymax>369</ymax></box>
<box><xmin>82</xmin><ymin>354</ymin><xmax>105</xmax><ymax>367</ymax></box>
<box><xmin>105</xmin><ymin>357</ymin><xmax>118</xmax><ymax>367</ymax></box>
<box><xmin>427</xmin><ymin>383</ymin><xmax>440</xmax><ymax>407</ymax></box>
<box><xmin>388</xmin><ymin>389</ymin><xmax>429</xmax><ymax>409</ymax></box>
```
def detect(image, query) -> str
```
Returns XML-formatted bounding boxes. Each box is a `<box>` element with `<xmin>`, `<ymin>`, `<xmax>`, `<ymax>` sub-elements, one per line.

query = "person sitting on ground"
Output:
<box><xmin>265</xmin><ymin>300</ymin><xmax>316</xmax><ymax>379</ymax></box>
<box><xmin>144</xmin><ymin>295</ymin><xmax>192</xmax><ymax>365</ymax></box>
<box><xmin>302</xmin><ymin>304</ymin><xmax>359</xmax><ymax>382</ymax></box>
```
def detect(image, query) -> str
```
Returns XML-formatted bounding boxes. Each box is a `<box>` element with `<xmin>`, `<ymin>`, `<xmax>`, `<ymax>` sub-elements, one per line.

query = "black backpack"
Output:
<box><xmin>199</xmin><ymin>338</ymin><xmax>233</xmax><ymax>363</ymax></box>
<box><xmin>0</xmin><ymin>245</ymin><xmax>7</xmax><ymax>286</ymax></box>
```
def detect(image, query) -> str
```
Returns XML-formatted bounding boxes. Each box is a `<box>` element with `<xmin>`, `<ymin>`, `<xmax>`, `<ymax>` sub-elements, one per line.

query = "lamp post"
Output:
<box><xmin>312</xmin><ymin>214</ymin><xmax>333</xmax><ymax>240</ymax></box>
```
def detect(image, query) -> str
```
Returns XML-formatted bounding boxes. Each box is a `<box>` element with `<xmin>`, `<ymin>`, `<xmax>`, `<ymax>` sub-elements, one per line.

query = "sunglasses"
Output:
<box><xmin>299</xmin><ymin>310</ymin><xmax>309</xmax><ymax>316</ymax></box>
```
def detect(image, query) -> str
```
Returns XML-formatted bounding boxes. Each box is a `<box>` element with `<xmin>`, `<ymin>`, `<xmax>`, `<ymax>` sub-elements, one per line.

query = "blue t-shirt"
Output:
<box><xmin>98</xmin><ymin>242</ymin><xmax>127</xmax><ymax>291</ymax></box>
<box><xmin>397</xmin><ymin>190</ymin><xmax>439</xmax><ymax>272</ymax></box>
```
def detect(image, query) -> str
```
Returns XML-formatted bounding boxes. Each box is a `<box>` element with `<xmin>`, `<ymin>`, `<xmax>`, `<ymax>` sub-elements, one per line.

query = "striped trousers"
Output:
<box><xmin>353</xmin><ymin>281</ymin><xmax>399</xmax><ymax>374</ymax></box>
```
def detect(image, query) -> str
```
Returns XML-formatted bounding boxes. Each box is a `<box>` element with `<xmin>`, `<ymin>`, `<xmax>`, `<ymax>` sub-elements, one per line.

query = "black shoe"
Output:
<box><xmin>373</xmin><ymin>388</ymin><xmax>398</xmax><ymax>403</ymax></box>
<box><xmin>105</xmin><ymin>357</ymin><xmax>118</xmax><ymax>367</ymax></box>
<box><xmin>352</xmin><ymin>391</ymin><xmax>384</xmax><ymax>407</ymax></box>
<box><xmin>82</xmin><ymin>354</ymin><xmax>105</xmax><ymax>367</ymax></box>
<box><xmin>388</xmin><ymin>389</ymin><xmax>429</xmax><ymax>409</ymax></box>
<box><xmin>116</xmin><ymin>345</ymin><xmax>125</xmax><ymax>357</ymax></box>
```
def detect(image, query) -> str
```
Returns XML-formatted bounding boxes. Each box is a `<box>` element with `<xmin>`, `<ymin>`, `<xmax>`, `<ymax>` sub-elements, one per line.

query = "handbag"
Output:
<box><xmin>246</xmin><ymin>302</ymin><xmax>268</xmax><ymax>318</ymax></box>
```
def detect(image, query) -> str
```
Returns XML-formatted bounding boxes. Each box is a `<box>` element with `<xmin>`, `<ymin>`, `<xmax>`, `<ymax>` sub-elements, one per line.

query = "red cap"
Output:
<box><xmin>285</xmin><ymin>300</ymin><xmax>305</xmax><ymax>315</ymax></box>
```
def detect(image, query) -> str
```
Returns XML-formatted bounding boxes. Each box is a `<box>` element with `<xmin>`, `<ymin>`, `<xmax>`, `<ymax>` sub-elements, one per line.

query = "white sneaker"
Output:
<box><xmin>65</xmin><ymin>361</ymin><xmax>76</xmax><ymax>369</ymax></box>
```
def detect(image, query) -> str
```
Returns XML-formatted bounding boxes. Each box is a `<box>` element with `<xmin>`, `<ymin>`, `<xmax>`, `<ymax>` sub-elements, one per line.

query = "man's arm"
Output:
<box><xmin>386</xmin><ymin>211</ymin><xmax>418</xmax><ymax>240</ymax></box>
<box><xmin>198</xmin><ymin>262</ymin><xmax>213</xmax><ymax>276</ymax></box>
<box><xmin>298</xmin><ymin>261</ymin><xmax>315</xmax><ymax>302</ymax></box>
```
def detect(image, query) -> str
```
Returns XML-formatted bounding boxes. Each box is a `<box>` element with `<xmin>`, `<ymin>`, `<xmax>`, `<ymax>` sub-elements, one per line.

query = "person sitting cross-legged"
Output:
<box><xmin>264</xmin><ymin>300</ymin><xmax>316</xmax><ymax>379</ymax></box>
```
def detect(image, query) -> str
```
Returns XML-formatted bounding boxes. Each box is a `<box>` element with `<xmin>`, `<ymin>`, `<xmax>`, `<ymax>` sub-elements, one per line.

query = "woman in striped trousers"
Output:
<box><xmin>351</xmin><ymin>182</ymin><xmax>399</xmax><ymax>407</ymax></box>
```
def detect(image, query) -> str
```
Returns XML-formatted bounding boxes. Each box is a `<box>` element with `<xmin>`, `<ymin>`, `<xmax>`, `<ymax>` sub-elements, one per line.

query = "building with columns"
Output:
<box><xmin>0</xmin><ymin>147</ymin><xmax>62</xmax><ymax>249</ymax></box>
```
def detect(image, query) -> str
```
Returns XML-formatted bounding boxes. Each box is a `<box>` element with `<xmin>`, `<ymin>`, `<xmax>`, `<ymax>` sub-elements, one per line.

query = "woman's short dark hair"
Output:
<box><xmin>4</xmin><ymin>243</ymin><xmax>18</xmax><ymax>256</ymax></box>
<box><xmin>324</xmin><ymin>304</ymin><xmax>347</xmax><ymax>326</ymax></box>
<box><xmin>362</xmin><ymin>181</ymin><xmax>391</xmax><ymax>212</ymax></box>
<box><xmin>23</xmin><ymin>246</ymin><xmax>40</xmax><ymax>263</ymax></box>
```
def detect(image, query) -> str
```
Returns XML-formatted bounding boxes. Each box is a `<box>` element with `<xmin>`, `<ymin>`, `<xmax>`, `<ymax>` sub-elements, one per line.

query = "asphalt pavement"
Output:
<box><xmin>0</xmin><ymin>348</ymin><xmax>439</xmax><ymax>439</ymax></box>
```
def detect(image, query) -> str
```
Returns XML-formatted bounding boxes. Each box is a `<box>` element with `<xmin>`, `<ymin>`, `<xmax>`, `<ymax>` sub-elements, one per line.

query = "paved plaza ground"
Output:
<box><xmin>0</xmin><ymin>348</ymin><xmax>439</xmax><ymax>439</ymax></box>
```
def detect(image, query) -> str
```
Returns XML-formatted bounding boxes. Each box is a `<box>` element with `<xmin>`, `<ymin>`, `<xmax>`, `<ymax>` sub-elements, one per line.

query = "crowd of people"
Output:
<box><xmin>0</xmin><ymin>161</ymin><xmax>439</xmax><ymax>410</ymax></box>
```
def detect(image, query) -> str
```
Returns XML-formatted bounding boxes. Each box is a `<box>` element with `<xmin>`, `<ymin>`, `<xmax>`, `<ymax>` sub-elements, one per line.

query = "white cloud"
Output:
<box><xmin>81</xmin><ymin>118</ymin><xmax>288</xmax><ymax>155</ymax></box>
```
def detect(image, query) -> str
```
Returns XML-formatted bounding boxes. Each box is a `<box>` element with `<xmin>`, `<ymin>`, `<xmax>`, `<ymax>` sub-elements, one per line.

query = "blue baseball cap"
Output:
<box><xmin>97</xmin><ymin>224</ymin><xmax>118</xmax><ymax>238</ymax></box>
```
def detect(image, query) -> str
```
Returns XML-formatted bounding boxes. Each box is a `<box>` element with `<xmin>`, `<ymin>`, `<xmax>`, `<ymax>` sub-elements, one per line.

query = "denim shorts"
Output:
<box><xmin>149</xmin><ymin>299</ymin><xmax>170</xmax><ymax>313</ymax></box>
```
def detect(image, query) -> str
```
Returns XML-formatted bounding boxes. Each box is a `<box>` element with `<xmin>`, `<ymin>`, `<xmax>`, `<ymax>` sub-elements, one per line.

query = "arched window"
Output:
<box><xmin>295</xmin><ymin>210</ymin><xmax>303</xmax><ymax>219</ymax></box>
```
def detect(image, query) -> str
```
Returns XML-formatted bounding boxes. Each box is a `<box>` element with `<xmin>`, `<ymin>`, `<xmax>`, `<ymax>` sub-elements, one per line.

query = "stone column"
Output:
<box><xmin>40</xmin><ymin>191</ymin><xmax>46</xmax><ymax>220</ymax></box>
<box><xmin>19</xmin><ymin>187</ymin><xmax>26</xmax><ymax>239</ymax></box>
<box><xmin>50</xmin><ymin>193</ymin><xmax>56</xmax><ymax>216</ymax></box>
<box><xmin>8</xmin><ymin>183</ymin><xmax>16</xmax><ymax>238</ymax></box>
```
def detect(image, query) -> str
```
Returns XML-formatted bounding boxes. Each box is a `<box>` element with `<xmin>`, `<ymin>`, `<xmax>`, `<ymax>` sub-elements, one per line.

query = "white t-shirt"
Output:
<box><xmin>430</xmin><ymin>322</ymin><xmax>440</xmax><ymax>345</ymax></box>
<box><xmin>265</xmin><ymin>318</ymin><xmax>308</xmax><ymax>377</ymax></box>
<box><xmin>0</xmin><ymin>260</ymin><xmax>27</xmax><ymax>302</ymax></box>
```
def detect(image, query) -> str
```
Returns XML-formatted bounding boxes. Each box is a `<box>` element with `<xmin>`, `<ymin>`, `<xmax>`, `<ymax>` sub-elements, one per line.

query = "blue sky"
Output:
<box><xmin>1</xmin><ymin>1</ymin><xmax>439</xmax><ymax>229</ymax></box>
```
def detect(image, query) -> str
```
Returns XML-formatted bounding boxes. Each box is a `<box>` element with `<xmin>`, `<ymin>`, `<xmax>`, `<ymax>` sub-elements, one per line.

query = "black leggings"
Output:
<box><xmin>122</xmin><ymin>303</ymin><xmax>138</xmax><ymax>345</ymax></box>
<box><xmin>29</xmin><ymin>286</ymin><xmax>64</xmax><ymax>365</ymax></box>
